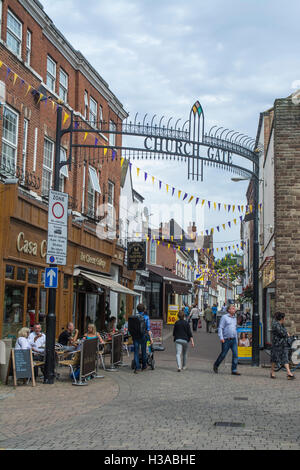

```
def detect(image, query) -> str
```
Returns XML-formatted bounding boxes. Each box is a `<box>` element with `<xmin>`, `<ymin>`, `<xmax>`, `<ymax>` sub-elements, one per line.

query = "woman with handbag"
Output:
<box><xmin>270</xmin><ymin>312</ymin><xmax>295</xmax><ymax>380</ymax></box>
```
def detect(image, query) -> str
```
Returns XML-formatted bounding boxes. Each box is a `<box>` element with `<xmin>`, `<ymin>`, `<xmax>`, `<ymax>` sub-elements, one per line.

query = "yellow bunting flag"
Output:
<box><xmin>120</xmin><ymin>157</ymin><xmax>125</xmax><ymax>167</ymax></box>
<box><xmin>152</xmin><ymin>176</ymin><xmax>155</xmax><ymax>185</ymax></box>
<box><xmin>63</xmin><ymin>112</ymin><xmax>70</xmax><ymax>125</ymax></box>
<box><xmin>137</xmin><ymin>168</ymin><xmax>140</xmax><ymax>177</ymax></box>
<box><xmin>37</xmin><ymin>93</ymin><xmax>43</xmax><ymax>104</ymax></box>
<box><xmin>178</xmin><ymin>190</ymin><xmax>182</xmax><ymax>199</ymax></box>
<box><xmin>104</xmin><ymin>148</ymin><xmax>107</xmax><ymax>156</ymax></box>
<box><xmin>232</xmin><ymin>205</ymin><xmax>235</xmax><ymax>212</ymax></box>
<box><xmin>166</xmin><ymin>184</ymin><xmax>169</xmax><ymax>193</ymax></box>
<box><xmin>214</xmin><ymin>202</ymin><xmax>216</xmax><ymax>210</ymax></box>
<box><xmin>202</xmin><ymin>199</ymin><xmax>205</xmax><ymax>206</ymax></box>
<box><xmin>168</xmin><ymin>243</ymin><xmax>170</xmax><ymax>249</ymax></box>
<box><xmin>189</xmin><ymin>196</ymin><xmax>194</xmax><ymax>203</ymax></box>
<box><xmin>249</xmin><ymin>205</ymin><xmax>253</xmax><ymax>212</ymax></box>
<box><xmin>222</xmin><ymin>224</ymin><xmax>226</xmax><ymax>230</ymax></box>
<box><xmin>84</xmin><ymin>132</ymin><xmax>88</xmax><ymax>142</ymax></box>
<box><xmin>0</xmin><ymin>61</ymin><xmax>3</xmax><ymax>68</ymax></box>
<box><xmin>25</xmin><ymin>85</ymin><xmax>32</xmax><ymax>96</ymax></box>
<box><xmin>234</xmin><ymin>219</ymin><xmax>237</xmax><ymax>225</ymax></box>
<box><xmin>13</xmin><ymin>73</ymin><xmax>18</xmax><ymax>86</ymax></box>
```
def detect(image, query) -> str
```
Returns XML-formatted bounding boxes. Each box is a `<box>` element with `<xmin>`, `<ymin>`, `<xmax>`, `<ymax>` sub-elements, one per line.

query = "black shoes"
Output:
<box><xmin>231</xmin><ymin>371</ymin><xmax>241</xmax><ymax>376</ymax></box>
<box><xmin>213</xmin><ymin>364</ymin><xmax>218</xmax><ymax>374</ymax></box>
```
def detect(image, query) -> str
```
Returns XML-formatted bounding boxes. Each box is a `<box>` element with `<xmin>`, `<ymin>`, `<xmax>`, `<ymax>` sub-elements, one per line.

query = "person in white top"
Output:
<box><xmin>28</xmin><ymin>323</ymin><xmax>46</xmax><ymax>354</ymax></box>
<box><xmin>190</xmin><ymin>305</ymin><xmax>201</xmax><ymax>332</ymax></box>
<box><xmin>15</xmin><ymin>327</ymin><xmax>31</xmax><ymax>350</ymax></box>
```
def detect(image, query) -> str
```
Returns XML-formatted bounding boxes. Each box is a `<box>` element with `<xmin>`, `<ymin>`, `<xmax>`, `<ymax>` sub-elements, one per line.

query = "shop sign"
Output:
<box><xmin>79</xmin><ymin>251</ymin><xmax>107</xmax><ymax>269</ymax></box>
<box><xmin>127</xmin><ymin>242</ymin><xmax>146</xmax><ymax>271</ymax></box>
<box><xmin>16</xmin><ymin>232</ymin><xmax>47</xmax><ymax>259</ymax></box>
<box><xmin>167</xmin><ymin>304</ymin><xmax>179</xmax><ymax>325</ymax></box>
<box><xmin>262</xmin><ymin>258</ymin><xmax>275</xmax><ymax>288</ymax></box>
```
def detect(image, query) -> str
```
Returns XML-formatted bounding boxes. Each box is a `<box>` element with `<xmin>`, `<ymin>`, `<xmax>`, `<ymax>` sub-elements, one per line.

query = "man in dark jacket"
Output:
<box><xmin>173</xmin><ymin>310</ymin><xmax>194</xmax><ymax>371</ymax></box>
<box><xmin>130</xmin><ymin>304</ymin><xmax>152</xmax><ymax>373</ymax></box>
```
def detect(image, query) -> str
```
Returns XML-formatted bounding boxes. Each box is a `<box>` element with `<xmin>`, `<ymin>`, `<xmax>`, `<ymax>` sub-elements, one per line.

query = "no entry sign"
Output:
<box><xmin>46</xmin><ymin>190</ymin><xmax>69</xmax><ymax>266</ymax></box>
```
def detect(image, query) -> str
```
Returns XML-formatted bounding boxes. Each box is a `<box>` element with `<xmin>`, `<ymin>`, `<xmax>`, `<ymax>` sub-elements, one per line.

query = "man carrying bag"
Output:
<box><xmin>128</xmin><ymin>304</ymin><xmax>152</xmax><ymax>373</ymax></box>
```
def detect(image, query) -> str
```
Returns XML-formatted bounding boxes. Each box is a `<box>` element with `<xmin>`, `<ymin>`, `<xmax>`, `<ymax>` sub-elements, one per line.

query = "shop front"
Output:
<box><xmin>0</xmin><ymin>185</ymin><xmax>136</xmax><ymax>341</ymax></box>
<box><xmin>261</xmin><ymin>257</ymin><xmax>275</xmax><ymax>346</ymax></box>
<box><xmin>146</xmin><ymin>265</ymin><xmax>192</xmax><ymax>322</ymax></box>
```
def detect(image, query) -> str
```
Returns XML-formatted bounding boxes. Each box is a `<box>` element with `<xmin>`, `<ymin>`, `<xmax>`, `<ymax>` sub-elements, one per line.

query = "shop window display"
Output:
<box><xmin>3</xmin><ymin>285</ymin><xmax>25</xmax><ymax>339</ymax></box>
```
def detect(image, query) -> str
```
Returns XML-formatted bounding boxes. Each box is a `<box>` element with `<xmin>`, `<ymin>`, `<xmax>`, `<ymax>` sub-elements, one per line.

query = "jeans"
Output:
<box><xmin>214</xmin><ymin>338</ymin><xmax>238</xmax><ymax>372</ymax></box>
<box><xmin>175</xmin><ymin>339</ymin><xmax>189</xmax><ymax>369</ymax></box>
<box><xmin>133</xmin><ymin>337</ymin><xmax>147</xmax><ymax>370</ymax></box>
<box><xmin>192</xmin><ymin>319</ymin><xmax>198</xmax><ymax>331</ymax></box>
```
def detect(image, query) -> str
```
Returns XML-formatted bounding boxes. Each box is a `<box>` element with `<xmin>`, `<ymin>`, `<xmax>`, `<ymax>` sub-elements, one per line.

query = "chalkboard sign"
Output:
<box><xmin>6</xmin><ymin>349</ymin><xmax>35</xmax><ymax>387</ymax></box>
<box><xmin>127</xmin><ymin>242</ymin><xmax>146</xmax><ymax>270</ymax></box>
<box><xmin>112</xmin><ymin>333</ymin><xmax>123</xmax><ymax>365</ymax></box>
<box><xmin>80</xmin><ymin>338</ymin><xmax>98</xmax><ymax>378</ymax></box>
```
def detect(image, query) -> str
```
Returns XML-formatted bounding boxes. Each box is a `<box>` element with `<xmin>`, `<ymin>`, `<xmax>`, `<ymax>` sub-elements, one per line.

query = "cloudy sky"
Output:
<box><xmin>42</xmin><ymin>0</ymin><xmax>299</xmax><ymax>251</ymax></box>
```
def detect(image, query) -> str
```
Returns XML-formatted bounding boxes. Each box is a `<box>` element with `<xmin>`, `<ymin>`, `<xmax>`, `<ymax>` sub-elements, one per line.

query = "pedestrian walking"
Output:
<box><xmin>204</xmin><ymin>305</ymin><xmax>213</xmax><ymax>333</ymax></box>
<box><xmin>212</xmin><ymin>304</ymin><xmax>218</xmax><ymax>328</ymax></box>
<box><xmin>183</xmin><ymin>304</ymin><xmax>190</xmax><ymax>322</ymax></box>
<box><xmin>270</xmin><ymin>312</ymin><xmax>295</xmax><ymax>380</ymax></box>
<box><xmin>190</xmin><ymin>305</ymin><xmax>201</xmax><ymax>332</ymax></box>
<box><xmin>173</xmin><ymin>310</ymin><xmax>194</xmax><ymax>372</ymax></box>
<box><xmin>213</xmin><ymin>305</ymin><xmax>241</xmax><ymax>376</ymax></box>
<box><xmin>128</xmin><ymin>304</ymin><xmax>153</xmax><ymax>373</ymax></box>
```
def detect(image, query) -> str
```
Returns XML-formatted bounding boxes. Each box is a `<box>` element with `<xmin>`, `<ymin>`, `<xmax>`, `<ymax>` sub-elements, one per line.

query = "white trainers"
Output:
<box><xmin>182</xmin><ymin>366</ymin><xmax>187</xmax><ymax>370</ymax></box>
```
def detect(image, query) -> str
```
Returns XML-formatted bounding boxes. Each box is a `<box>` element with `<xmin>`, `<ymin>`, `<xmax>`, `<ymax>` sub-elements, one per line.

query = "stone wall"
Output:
<box><xmin>274</xmin><ymin>95</ymin><xmax>300</xmax><ymax>333</ymax></box>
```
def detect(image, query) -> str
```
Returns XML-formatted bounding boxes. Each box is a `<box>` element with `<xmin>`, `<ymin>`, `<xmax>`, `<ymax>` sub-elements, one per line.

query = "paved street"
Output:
<box><xmin>1</xmin><ymin>327</ymin><xmax>300</xmax><ymax>450</ymax></box>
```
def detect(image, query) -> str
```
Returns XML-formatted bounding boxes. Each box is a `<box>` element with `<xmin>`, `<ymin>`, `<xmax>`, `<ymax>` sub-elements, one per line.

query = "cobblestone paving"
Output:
<box><xmin>1</xmin><ymin>329</ymin><xmax>300</xmax><ymax>450</ymax></box>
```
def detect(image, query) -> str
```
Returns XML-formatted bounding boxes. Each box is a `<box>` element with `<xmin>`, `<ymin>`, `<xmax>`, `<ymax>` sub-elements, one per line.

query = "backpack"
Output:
<box><xmin>128</xmin><ymin>314</ymin><xmax>147</xmax><ymax>340</ymax></box>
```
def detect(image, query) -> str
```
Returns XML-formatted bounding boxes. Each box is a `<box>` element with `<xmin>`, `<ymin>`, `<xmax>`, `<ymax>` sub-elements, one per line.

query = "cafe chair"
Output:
<box><xmin>58</xmin><ymin>351</ymin><xmax>80</xmax><ymax>383</ymax></box>
<box><xmin>98</xmin><ymin>345</ymin><xmax>106</xmax><ymax>371</ymax></box>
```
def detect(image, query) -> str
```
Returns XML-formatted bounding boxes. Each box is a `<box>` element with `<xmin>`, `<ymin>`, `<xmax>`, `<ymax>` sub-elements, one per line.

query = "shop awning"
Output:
<box><xmin>147</xmin><ymin>264</ymin><xmax>193</xmax><ymax>295</ymax></box>
<box><xmin>75</xmin><ymin>270</ymin><xmax>137</xmax><ymax>296</ymax></box>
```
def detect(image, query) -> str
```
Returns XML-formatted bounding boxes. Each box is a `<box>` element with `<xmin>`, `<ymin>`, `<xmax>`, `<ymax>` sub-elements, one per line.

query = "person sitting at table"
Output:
<box><xmin>28</xmin><ymin>323</ymin><xmax>46</xmax><ymax>355</ymax></box>
<box><xmin>58</xmin><ymin>322</ymin><xmax>79</xmax><ymax>351</ymax></box>
<box><xmin>15</xmin><ymin>327</ymin><xmax>31</xmax><ymax>350</ymax></box>
<box><xmin>83</xmin><ymin>324</ymin><xmax>104</xmax><ymax>344</ymax></box>
<box><xmin>107</xmin><ymin>316</ymin><xmax>117</xmax><ymax>334</ymax></box>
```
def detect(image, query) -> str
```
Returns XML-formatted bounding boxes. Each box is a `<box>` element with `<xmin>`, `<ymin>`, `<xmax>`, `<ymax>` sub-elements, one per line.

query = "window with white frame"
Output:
<box><xmin>2</xmin><ymin>106</ymin><xmax>18</xmax><ymax>174</ymax></box>
<box><xmin>109</xmin><ymin>120</ymin><xmax>116</xmax><ymax>146</ymax></box>
<box><xmin>59</xmin><ymin>147</ymin><xmax>68</xmax><ymax>192</ymax></box>
<box><xmin>99</xmin><ymin>105</ymin><xmax>103</xmax><ymax>129</ymax></box>
<box><xmin>59</xmin><ymin>68</ymin><xmax>68</xmax><ymax>103</ymax></box>
<box><xmin>46</xmin><ymin>56</ymin><xmax>56</xmax><ymax>92</ymax></box>
<box><xmin>150</xmin><ymin>240</ymin><xmax>156</xmax><ymax>264</ymax></box>
<box><xmin>84</xmin><ymin>91</ymin><xmax>88</xmax><ymax>119</ymax></box>
<box><xmin>90</xmin><ymin>97</ymin><xmax>97</xmax><ymax>126</ymax></box>
<box><xmin>22</xmin><ymin>118</ymin><xmax>29</xmax><ymax>177</ymax></box>
<box><xmin>107</xmin><ymin>180</ymin><xmax>115</xmax><ymax>227</ymax></box>
<box><xmin>42</xmin><ymin>138</ymin><xmax>54</xmax><ymax>196</ymax></box>
<box><xmin>26</xmin><ymin>30</ymin><xmax>31</xmax><ymax>66</ymax></box>
<box><xmin>0</xmin><ymin>1</ymin><xmax>3</xmax><ymax>39</ymax></box>
<box><xmin>87</xmin><ymin>166</ymin><xmax>101</xmax><ymax>216</ymax></box>
<box><xmin>7</xmin><ymin>10</ymin><xmax>22</xmax><ymax>57</ymax></box>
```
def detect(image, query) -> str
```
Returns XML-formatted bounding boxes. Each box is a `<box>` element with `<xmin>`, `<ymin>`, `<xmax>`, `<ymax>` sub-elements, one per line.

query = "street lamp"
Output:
<box><xmin>231</xmin><ymin>173</ymin><xmax>260</xmax><ymax>367</ymax></box>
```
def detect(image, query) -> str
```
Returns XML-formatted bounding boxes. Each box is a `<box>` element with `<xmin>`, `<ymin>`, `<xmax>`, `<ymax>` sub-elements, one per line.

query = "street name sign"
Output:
<box><xmin>46</xmin><ymin>190</ymin><xmax>68</xmax><ymax>266</ymax></box>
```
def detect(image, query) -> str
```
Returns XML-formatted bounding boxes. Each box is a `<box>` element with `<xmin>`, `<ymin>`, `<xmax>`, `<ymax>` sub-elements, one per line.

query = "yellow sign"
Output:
<box><xmin>167</xmin><ymin>305</ymin><xmax>179</xmax><ymax>325</ymax></box>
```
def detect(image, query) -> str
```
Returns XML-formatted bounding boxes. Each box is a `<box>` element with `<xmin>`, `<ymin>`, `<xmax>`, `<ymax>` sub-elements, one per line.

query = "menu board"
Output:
<box><xmin>6</xmin><ymin>349</ymin><xmax>35</xmax><ymax>387</ymax></box>
<box><xmin>150</xmin><ymin>320</ymin><xmax>163</xmax><ymax>344</ymax></box>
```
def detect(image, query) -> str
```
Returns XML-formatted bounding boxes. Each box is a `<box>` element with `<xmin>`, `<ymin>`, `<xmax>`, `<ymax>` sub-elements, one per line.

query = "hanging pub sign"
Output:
<box><xmin>127</xmin><ymin>242</ymin><xmax>146</xmax><ymax>271</ymax></box>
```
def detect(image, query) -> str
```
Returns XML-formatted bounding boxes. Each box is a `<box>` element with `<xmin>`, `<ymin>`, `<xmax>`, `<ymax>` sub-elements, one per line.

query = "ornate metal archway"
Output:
<box><xmin>61</xmin><ymin>100</ymin><xmax>261</xmax><ymax>184</ymax></box>
<box><xmin>44</xmin><ymin>101</ymin><xmax>261</xmax><ymax>385</ymax></box>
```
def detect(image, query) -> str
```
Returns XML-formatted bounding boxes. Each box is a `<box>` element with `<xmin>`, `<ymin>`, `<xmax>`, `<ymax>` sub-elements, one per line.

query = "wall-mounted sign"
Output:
<box><xmin>46</xmin><ymin>190</ymin><xmax>68</xmax><ymax>266</ymax></box>
<box><xmin>127</xmin><ymin>242</ymin><xmax>146</xmax><ymax>271</ymax></box>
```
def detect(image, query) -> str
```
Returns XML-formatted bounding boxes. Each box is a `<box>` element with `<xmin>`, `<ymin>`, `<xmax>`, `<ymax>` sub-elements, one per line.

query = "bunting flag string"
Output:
<box><xmin>118</xmin><ymin>158</ymin><xmax>261</xmax><ymax>214</ymax></box>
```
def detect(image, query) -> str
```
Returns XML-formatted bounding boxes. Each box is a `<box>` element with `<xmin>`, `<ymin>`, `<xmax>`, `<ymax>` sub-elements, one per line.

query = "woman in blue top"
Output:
<box><xmin>83</xmin><ymin>324</ymin><xmax>104</xmax><ymax>344</ymax></box>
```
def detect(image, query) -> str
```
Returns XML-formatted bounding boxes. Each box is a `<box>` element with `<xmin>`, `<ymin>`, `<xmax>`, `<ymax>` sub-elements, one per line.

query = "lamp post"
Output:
<box><xmin>44</xmin><ymin>106</ymin><xmax>63</xmax><ymax>384</ymax></box>
<box><xmin>231</xmin><ymin>169</ymin><xmax>260</xmax><ymax>367</ymax></box>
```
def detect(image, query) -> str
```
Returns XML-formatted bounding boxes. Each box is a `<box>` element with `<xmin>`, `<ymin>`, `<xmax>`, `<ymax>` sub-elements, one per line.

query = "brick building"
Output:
<box><xmin>255</xmin><ymin>91</ymin><xmax>300</xmax><ymax>343</ymax></box>
<box><xmin>0</xmin><ymin>0</ymin><xmax>136</xmax><ymax>341</ymax></box>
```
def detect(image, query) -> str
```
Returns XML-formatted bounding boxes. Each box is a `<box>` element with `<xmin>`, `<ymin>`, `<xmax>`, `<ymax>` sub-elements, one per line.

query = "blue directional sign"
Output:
<box><xmin>45</xmin><ymin>267</ymin><xmax>58</xmax><ymax>289</ymax></box>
